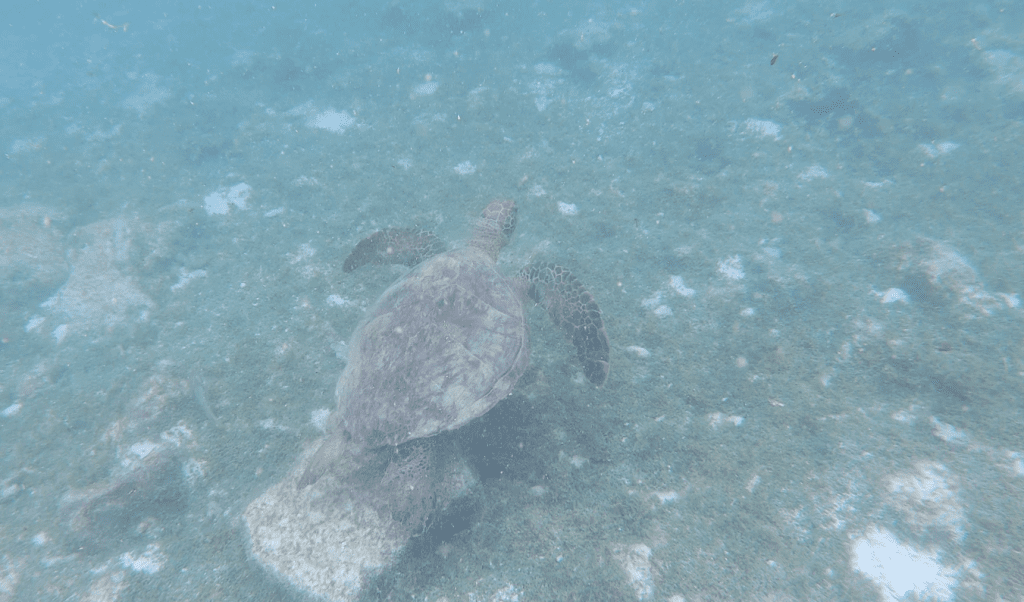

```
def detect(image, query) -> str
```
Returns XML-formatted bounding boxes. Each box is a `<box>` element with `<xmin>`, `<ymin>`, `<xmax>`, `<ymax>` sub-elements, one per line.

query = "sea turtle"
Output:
<box><xmin>298</xmin><ymin>200</ymin><xmax>609</xmax><ymax>524</ymax></box>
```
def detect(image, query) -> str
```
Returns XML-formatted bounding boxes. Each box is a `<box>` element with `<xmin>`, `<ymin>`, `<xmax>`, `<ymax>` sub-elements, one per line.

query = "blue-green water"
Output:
<box><xmin>1</xmin><ymin>1</ymin><xmax>1022</xmax><ymax>600</ymax></box>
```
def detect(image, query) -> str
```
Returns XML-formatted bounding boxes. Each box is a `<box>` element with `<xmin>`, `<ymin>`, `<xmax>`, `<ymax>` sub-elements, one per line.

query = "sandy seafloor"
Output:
<box><xmin>1</xmin><ymin>0</ymin><xmax>1023</xmax><ymax>600</ymax></box>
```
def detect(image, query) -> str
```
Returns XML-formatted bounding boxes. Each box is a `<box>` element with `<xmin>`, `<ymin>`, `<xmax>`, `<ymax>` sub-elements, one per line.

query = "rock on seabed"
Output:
<box><xmin>244</xmin><ymin>444</ymin><xmax>404</xmax><ymax>602</ymax></box>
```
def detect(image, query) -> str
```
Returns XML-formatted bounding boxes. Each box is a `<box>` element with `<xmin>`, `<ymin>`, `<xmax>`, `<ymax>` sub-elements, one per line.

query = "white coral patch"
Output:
<box><xmin>307</xmin><ymin>110</ymin><xmax>355</xmax><ymax>133</ymax></box>
<box><xmin>798</xmin><ymin>165</ymin><xmax>828</xmax><ymax>180</ymax></box>
<box><xmin>888</xmin><ymin>461</ymin><xmax>965</xmax><ymax>541</ymax></box>
<box><xmin>453</xmin><ymin>161</ymin><xmax>476</xmax><ymax>175</ymax></box>
<box><xmin>557</xmin><ymin>202</ymin><xmax>578</xmax><ymax>216</ymax></box>
<box><xmin>613</xmin><ymin>543</ymin><xmax>655</xmax><ymax>600</ymax></box>
<box><xmin>311</xmin><ymin>408</ymin><xmax>331</xmax><ymax>432</ymax></box>
<box><xmin>625</xmin><ymin>346</ymin><xmax>651</xmax><ymax>358</ymax></box>
<box><xmin>171</xmin><ymin>268</ymin><xmax>207</xmax><ymax>291</ymax></box>
<box><xmin>881</xmin><ymin>288</ymin><xmax>908</xmax><ymax>304</ymax></box>
<box><xmin>918</xmin><ymin>141</ymin><xmax>959</xmax><ymax>159</ymax></box>
<box><xmin>121</xmin><ymin>544</ymin><xmax>167</xmax><ymax>574</ymax></box>
<box><xmin>744</xmin><ymin>118</ymin><xmax>782</xmax><ymax>140</ymax></box>
<box><xmin>204</xmin><ymin>183</ymin><xmax>251</xmax><ymax>215</ymax></box>
<box><xmin>411</xmin><ymin>81</ymin><xmax>439</xmax><ymax>97</ymax></box>
<box><xmin>669</xmin><ymin>275</ymin><xmax>694</xmax><ymax>297</ymax></box>
<box><xmin>717</xmin><ymin>256</ymin><xmax>745</xmax><ymax>280</ymax></box>
<box><xmin>708</xmin><ymin>412</ymin><xmax>743</xmax><ymax>428</ymax></box>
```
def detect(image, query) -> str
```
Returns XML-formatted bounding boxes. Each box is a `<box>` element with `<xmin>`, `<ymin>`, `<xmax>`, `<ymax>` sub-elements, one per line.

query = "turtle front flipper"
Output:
<box><xmin>520</xmin><ymin>262</ymin><xmax>610</xmax><ymax>386</ymax></box>
<box><xmin>343</xmin><ymin>228</ymin><xmax>446</xmax><ymax>272</ymax></box>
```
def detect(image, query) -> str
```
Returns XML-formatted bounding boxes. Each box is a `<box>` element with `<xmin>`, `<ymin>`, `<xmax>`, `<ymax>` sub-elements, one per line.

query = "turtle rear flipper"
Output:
<box><xmin>297</xmin><ymin>434</ymin><xmax>350</xmax><ymax>489</ymax></box>
<box><xmin>343</xmin><ymin>228</ymin><xmax>446</xmax><ymax>272</ymax></box>
<box><xmin>521</xmin><ymin>262</ymin><xmax>610</xmax><ymax>385</ymax></box>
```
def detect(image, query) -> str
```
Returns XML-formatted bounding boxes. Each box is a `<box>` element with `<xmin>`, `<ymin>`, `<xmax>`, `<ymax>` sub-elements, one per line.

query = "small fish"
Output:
<box><xmin>189</xmin><ymin>365</ymin><xmax>222</xmax><ymax>428</ymax></box>
<box><xmin>770</xmin><ymin>53</ymin><xmax>779</xmax><ymax>66</ymax></box>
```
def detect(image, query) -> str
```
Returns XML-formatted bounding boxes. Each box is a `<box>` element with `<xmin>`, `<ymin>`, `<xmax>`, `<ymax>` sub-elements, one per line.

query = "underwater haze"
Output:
<box><xmin>2</xmin><ymin>0</ymin><xmax>1023</xmax><ymax>600</ymax></box>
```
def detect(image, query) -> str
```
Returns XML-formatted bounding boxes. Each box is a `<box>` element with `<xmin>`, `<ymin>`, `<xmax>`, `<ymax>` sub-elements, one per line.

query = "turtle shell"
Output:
<box><xmin>336</xmin><ymin>246</ymin><xmax>530</xmax><ymax>449</ymax></box>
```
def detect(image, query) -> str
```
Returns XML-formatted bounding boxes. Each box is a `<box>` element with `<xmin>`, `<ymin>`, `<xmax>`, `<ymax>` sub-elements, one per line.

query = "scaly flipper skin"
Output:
<box><xmin>342</xmin><ymin>228</ymin><xmax>446</xmax><ymax>272</ymax></box>
<box><xmin>520</xmin><ymin>262</ymin><xmax>610</xmax><ymax>386</ymax></box>
<box><xmin>297</xmin><ymin>433</ymin><xmax>351</xmax><ymax>490</ymax></box>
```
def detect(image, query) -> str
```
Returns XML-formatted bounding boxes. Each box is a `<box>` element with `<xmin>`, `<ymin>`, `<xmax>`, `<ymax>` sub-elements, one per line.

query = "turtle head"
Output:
<box><xmin>470</xmin><ymin>200</ymin><xmax>517</xmax><ymax>259</ymax></box>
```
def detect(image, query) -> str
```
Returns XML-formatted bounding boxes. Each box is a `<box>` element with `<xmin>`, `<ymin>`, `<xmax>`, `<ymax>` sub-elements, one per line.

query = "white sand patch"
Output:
<box><xmin>852</xmin><ymin>527</ymin><xmax>959</xmax><ymax>602</ymax></box>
